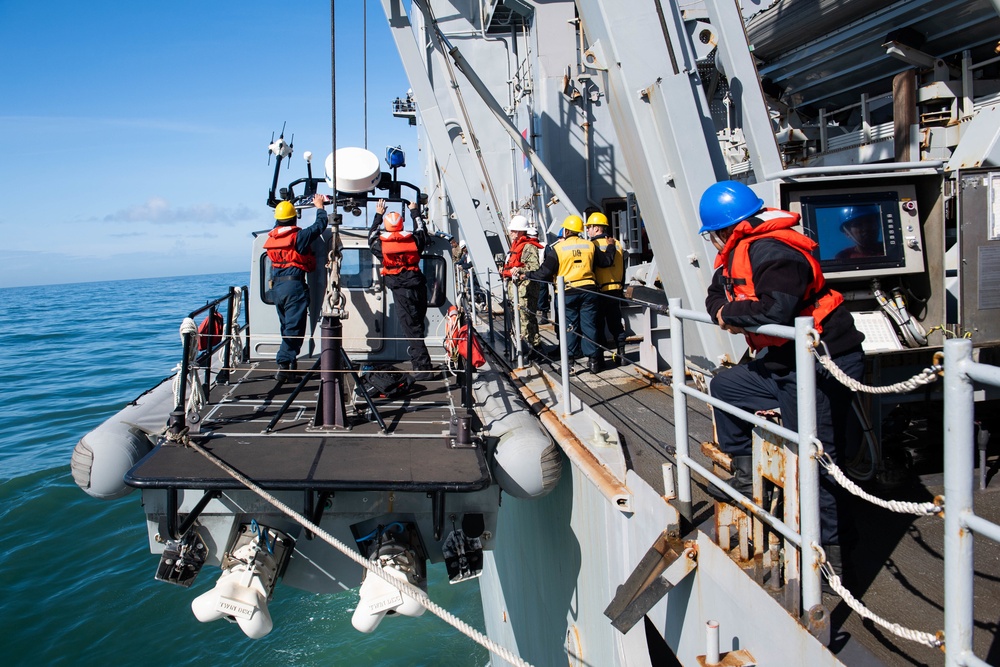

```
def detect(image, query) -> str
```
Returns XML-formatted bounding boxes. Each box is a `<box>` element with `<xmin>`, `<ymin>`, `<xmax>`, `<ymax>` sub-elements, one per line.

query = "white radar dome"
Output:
<box><xmin>326</xmin><ymin>147</ymin><xmax>381</xmax><ymax>194</ymax></box>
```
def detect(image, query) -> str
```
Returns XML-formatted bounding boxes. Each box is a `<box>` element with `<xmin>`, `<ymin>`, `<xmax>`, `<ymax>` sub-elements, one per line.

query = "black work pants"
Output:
<box><xmin>391</xmin><ymin>283</ymin><xmax>431</xmax><ymax>371</ymax></box>
<box><xmin>709</xmin><ymin>348</ymin><xmax>865</xmax><ymax>547</ymax></box>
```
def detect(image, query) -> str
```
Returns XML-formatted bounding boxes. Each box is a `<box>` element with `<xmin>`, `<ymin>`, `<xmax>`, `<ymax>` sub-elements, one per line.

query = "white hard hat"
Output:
<box><xmin>509</xmin><ymin>215</ymin><xmax>531</xmax><ymax>232</ymax></box>
<box><xmin>459</xmin><ymin>240</ymin><xmax>467</xmax><ymax>249</ymax></box>
<box><xmin>527</xmin><ymin>226</ymin><xmax>538</xmax><ymax>237</ymax></box>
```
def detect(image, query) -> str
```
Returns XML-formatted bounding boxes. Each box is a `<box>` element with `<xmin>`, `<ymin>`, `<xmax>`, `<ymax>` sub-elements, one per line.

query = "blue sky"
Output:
<box><xmin>0</xmin><ymin>1</ymin><xmax>419</xmax><ymax>287</ymax></box>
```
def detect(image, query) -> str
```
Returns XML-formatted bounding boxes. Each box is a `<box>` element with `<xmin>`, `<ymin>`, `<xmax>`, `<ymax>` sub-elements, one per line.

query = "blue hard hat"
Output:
<box><xmin>838</xmin><ymin>206</ymin><xmax>880</xmax><ymax>230</ymax></box>
<box><xmin>698</xmin><ymin>181</ymin><xmax>765</xmax><ymax>233</ymax></box>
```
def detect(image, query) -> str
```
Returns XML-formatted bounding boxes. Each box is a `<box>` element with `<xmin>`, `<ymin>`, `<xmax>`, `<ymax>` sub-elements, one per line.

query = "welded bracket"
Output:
<box><xmin>604</xmin><ymin>529</ymin><xmax>698</xmax><ymax>633</ymax></box>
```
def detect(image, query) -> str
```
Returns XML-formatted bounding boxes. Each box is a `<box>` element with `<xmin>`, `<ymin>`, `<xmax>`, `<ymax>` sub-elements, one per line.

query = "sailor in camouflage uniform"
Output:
<box><xmin>502</xmin><ymin>214</ymin><xmax>544</xmax><ymax>357</ymax></box>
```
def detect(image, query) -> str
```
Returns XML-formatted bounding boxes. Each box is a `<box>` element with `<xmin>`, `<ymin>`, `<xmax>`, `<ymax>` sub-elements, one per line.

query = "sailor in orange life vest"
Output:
<box><xmin>263</xmin><ymin>194</ymin><xmax>329</xmax><ymax>382</ymax></box>
<box><xmin>368</xmin><ymin>198</ymin><xmax>434</xmax><ymax>380</ymax></box>
<box><xmin>701</xmin><ymin>180</ymin><xmax>865</xmax><ymax>575</ymax></box>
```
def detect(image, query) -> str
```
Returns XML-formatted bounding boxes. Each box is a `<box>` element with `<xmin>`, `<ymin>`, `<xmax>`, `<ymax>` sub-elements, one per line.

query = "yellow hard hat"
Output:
<box><xmin>274</xmin><ymin>200</ymin><xmax>297</xmax><ymax>221</ymax></box>
<box><xmin>562</xmin><ymin>215</ymin><xmax>584</xmax><ymax>233</ymax></box>
<box><xmin>587</xmin><ymin>211</ymin><xmax>609</xmax><ymax>227</ymax></box>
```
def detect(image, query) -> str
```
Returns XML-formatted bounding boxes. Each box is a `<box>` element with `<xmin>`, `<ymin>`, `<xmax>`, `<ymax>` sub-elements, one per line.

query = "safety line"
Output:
<box><xmin>816</xmin><ymin>450</ymin><xmax>943</xmax><ymax>516</ymax></box>
<box><xmin>815</xmin><ymin>544</ymin><xmax>943</xmax><ymax>649</ymax></box>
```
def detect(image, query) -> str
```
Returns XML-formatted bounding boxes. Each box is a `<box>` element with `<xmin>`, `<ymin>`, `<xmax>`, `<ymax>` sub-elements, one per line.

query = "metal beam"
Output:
<box><xmin>577</xmin><ymin>0</ymin><xmax>740</xmax><ymax>364</ymax></box>
<box><xmin>379</xmin><ymin>0</ymin><xmax>500</xmax><ymax>283</ymax></box>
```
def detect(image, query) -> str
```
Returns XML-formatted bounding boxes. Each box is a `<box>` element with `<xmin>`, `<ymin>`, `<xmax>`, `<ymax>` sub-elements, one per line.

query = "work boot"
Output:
<box><xmin>707</xmin><ymin>455</ymin><xmax>753</xmax><ymax>501</ymax></box>
<box><xmin>588</xmin><ymin>355</ymin><xmax>603</xmax><ymax>373</ymax></box>
<box><xmin>412</xmin><ymin>365</ymin><xmax>437</xmax><ymax>382</ymax></box>
<box><xmin>275</xmin><ymin>363</ymin><xmax>290</xmax><ymax>383</ymax></box>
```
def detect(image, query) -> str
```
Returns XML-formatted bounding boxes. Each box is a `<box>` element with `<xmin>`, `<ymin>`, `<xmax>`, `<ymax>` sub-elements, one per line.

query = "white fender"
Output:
<box><xmin>351</xmin><ymin>566</ymin><xmax>426</xmax><ymax>633</ymax></box>
<box><xmin>71</xmin><ymin>376</ymin><xmax>175</xmax><ymax>499</ymax></box>
<box><xmin>491</xmin><ymin>411</ymin><xmax>562</xmax><ymax>498</ymax></box>
<box><xmin>475</xmin><ymin>370</ymin><xmax>562</xmax><ymax>498</ymax></box>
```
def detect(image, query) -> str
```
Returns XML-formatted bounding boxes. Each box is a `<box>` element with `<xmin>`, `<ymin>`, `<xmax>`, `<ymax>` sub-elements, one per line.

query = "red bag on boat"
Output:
<box><xmin>444</xmin><ymin>305</ymin><xmax>485</xmax><ymax>369</ymax></box>
<box><xmin>197</xmin><ymin>311</ymin><xmax>224</xmax><ymax>351</ymax></box>
<box><xmin>452</xmin><ymin>324</ymin><xmax>485</xmax><ymax>369</ymax></box>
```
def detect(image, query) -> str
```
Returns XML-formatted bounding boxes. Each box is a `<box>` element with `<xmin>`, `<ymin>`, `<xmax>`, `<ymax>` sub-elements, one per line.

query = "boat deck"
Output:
<box><xmin>126</xmin><ymin>361</ymin><xmax>491</xmax><ymax>493</ymax></box>
<box><xmin>527</xmin><ymin>327</ymin><xmax>1000</xmax><ymax>666</ymax></box>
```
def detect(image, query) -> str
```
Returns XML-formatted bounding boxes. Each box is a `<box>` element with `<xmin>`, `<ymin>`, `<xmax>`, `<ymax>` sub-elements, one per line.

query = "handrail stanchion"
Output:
<box><xmin>557</xmin><ymin>276</ymin><xmax>572</xmax><ymax>416</ymax></box>
<box><xmin>795</xmin><ymin>316</ymin><xmax>822</xmax><ymax>613</ymax></box>
<box><xmin>200</xmin><ymin>305</ymin><xmax>215</xmax><ymax>399</ymax></box>
<box><xmin>218</xmin><ymin>288</ymin><xmax>233</xmax><ymax>384</ymax></box>
<box><xmin>241</xmin><ymin>285</ymin><xmax>251</xmax><ymax>362</ymax></box>
<box><xmin>668</xmin><ymin>298</ymin><xmax>693</xmax><ymax>516</ymax></box>
<box><xmin>513</xmin><ymin>279</ymin><xmax>524</xmax><ymax>367</ymax></box>
<box><xmin>944</xmin><ymin>338</ymin><xmax>975</xmax><ymax>667</ymax></box>
<box><xmin>167</xmin><ymin>330</ymin><xmax>193</xmax><ymax>437</ymax></box>
<box><xmin>486</xmin><ymin>269</ymin><xmax>495</xmax><ymax>345</ymax></box>
<box><xmin>501</xmin><ymin>274</ymin><xmax>511</xmax><ymax>361</ymax></box>
<box><xmin>465</xmin><ymin>270</ymin><xmax>476</xmax><ymax>414</ymax></box>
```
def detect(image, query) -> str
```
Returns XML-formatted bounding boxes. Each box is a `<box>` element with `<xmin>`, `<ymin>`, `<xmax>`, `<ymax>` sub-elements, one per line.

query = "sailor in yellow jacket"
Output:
<box><xmin>513</xmin><ymin>214</ymin><xmax>615</xmax><ymax>372</ymax></box>
<box><xmin>586</xmin><ymin>211</ymin><xmax>627</xmax><ymax>365</ymax></box>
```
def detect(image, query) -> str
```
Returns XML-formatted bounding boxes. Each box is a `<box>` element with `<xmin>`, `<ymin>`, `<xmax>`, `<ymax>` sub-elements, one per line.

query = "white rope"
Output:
<box><xmin>816</xmin><ymin>450</ymin><xmax>943</xmax><ymax>516</ymax></box>
<box><xmin>808</xmin><ymin>333</ymin><xmax>941</xmax><ymax>394</ymax></box>
<box><xmin>182</xmin><ymin>436</ymin><xmax>533</xmax><ymax>667</ymax></box>
<box><xmin>816</xmin><ymin>352</ymin><xmax>940</xmax><ymax>394</ymax></box>
<box><xmin>814</xmin><ymin>544</ymin><xmax>943</xmax><ymax>649</ymax></box>
<box><xmin>172</xmin><ymin>318</ymin><xmax>206</xmax><ymax>415</ymax></box>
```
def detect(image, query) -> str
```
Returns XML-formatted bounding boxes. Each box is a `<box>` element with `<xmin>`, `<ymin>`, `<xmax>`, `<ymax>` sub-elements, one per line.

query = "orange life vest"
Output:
<box><xmin>379</xmin><ymin>230</ymin><xmax>421</xmax><ymax>275</ymax></box>
<box><xmin>264</xmin><ymin>226</ymin><xmax>316</xmax><ymax>273</ymax></box>
<box><xmin>716</xmin><ymin>209</ymin><xmax>843</xmax><ymax>352</ymax></box>
<box><xmin>502</xmin><ymin>236</ymin><xmax>544</xmax><ymax>278</ymax></box>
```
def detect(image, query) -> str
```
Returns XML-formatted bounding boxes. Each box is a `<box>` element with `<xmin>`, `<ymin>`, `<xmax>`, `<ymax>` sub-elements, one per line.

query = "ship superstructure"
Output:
<box><xmin>376</xmin><ymin>1</ymin><xmax>1000</xmax><ymax>665</ymax></box>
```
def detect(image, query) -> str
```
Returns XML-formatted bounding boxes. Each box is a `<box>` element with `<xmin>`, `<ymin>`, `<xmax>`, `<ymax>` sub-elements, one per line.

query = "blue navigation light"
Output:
<box><xmin>386</xmin><ymin>145</ymin><xmax>406</xmax><ymax>168</ymax></box>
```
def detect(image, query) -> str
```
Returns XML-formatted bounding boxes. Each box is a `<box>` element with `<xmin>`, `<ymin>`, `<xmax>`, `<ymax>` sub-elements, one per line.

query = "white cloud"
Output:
<box><xmin>102</xmin><ymin>197</ymin><xmax>262</xmax><ymax>226</ymax></box>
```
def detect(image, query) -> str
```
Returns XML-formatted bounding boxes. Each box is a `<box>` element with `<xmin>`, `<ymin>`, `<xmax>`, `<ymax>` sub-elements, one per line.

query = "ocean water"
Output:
<box><xmin>0</xmin><ymin>273</ymin><xmax>488</xmax><ymax>667</ymax></box>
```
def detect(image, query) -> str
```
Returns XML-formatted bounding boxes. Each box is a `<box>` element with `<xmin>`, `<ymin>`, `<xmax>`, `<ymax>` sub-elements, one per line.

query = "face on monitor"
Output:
<box><xmin>793</xmin><ymin>186</ymin><xmax>924</xmax><ymax>281</ymax></box>
<box><xmin>814</xmin><ymin>204</ymin><xmax>886</xmax><ymax>261</ymax></box>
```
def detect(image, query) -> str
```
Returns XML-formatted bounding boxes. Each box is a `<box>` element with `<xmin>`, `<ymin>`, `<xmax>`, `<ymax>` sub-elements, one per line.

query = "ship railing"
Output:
<box><xmin>943</xmin><ymin>338</ymin><xmax>1000</xmax><ymax>667</ymax></box>
<box><xmin>169</xmin><ymin>285</ymin><xmax>248</xmax><ymax>437</ymax></box>
<box><xmin>667</xmin><ymin>298</ymin><xmax>828</xmax><ymax>614</ymax></box>
<box><xmin>483</xmin><ymin>269</ymin><xmax>673</xmax><ymax>411</ymax></box>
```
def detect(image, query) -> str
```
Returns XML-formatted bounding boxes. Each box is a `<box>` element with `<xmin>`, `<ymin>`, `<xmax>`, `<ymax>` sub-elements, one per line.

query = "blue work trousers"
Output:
<box><xmin>709</xmin><ymin>348</ymin><xmax>865</xmax><ymax>547</ymax></box>
<box><xmin>564</xmin><ymin>288</ymin><xmax>598</xmax><ymax>358</ymax></box>
<box><xmin>272</xmin><ymin>280</ymin><xmax>309</xmax><ymax>366</ymax></box>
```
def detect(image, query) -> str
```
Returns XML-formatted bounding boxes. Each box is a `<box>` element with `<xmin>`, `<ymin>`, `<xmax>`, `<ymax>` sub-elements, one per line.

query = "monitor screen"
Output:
<box><xmin>795</xmin><ymin>188</ymin><xmax>922</xmax><ymax>280</ymax></box>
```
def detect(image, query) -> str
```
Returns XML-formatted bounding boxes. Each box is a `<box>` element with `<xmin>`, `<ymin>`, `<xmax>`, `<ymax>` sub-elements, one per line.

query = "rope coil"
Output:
<box><xmin>173</xmin><ymin>318</ymin><xmax>206</xmax><ymax>416</ymax></box>
<box><xmin>228</xmin><ymin>287</ymin><xmax>244</xmax><ymax>364</ymax></box>
<box><xmin>814</xmin><ymin>544</ymin><xmax>943</xmax><ymax>649</ymax></box>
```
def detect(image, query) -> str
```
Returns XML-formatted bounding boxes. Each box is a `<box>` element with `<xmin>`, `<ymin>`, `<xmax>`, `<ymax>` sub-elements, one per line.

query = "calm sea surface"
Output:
<box><xmin>0</xmin><ymin>273</ymin><xmax>487</xmax><ymax>667</ymax></box>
